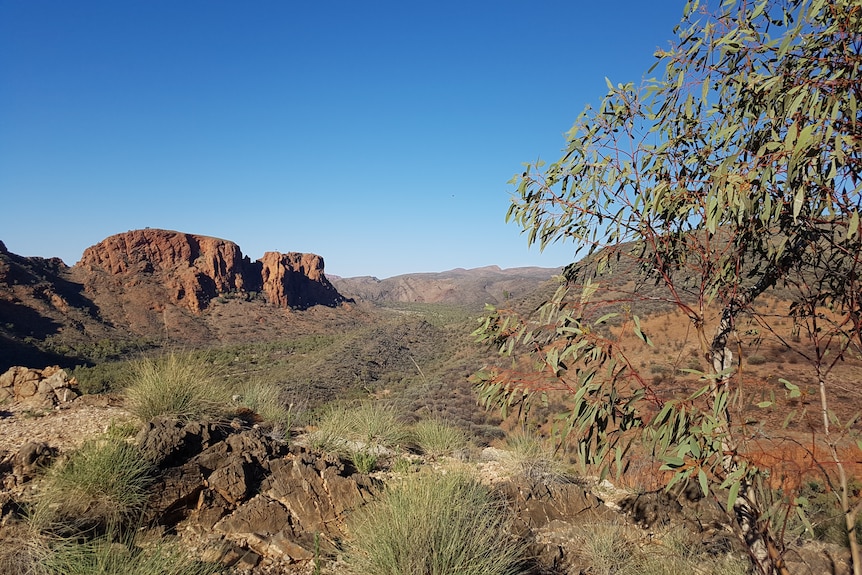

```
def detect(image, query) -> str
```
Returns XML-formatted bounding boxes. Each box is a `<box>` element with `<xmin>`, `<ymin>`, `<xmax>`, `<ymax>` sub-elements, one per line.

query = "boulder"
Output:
<box><xmin>0</xmin><ymin>366</ymin><xmax>79</xmax><ymax>408</ymax></box>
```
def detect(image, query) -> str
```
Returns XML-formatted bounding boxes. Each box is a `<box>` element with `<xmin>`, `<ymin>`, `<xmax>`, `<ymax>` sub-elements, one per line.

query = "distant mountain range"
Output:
<box><xmin>329</xmin><ymin>265</ymin><xmax>561</xmax><ymax>309</ymax></box>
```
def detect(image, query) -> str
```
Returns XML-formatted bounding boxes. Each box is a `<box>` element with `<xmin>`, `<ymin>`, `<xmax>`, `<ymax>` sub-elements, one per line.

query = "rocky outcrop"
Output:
<box><xmin>136</xmin><ymin>418</ymin><xmax>379</xmax><ymax>569</ymax></box>
<box><xmin>79</xmin><ymin>229</ymin><xmax>250</xmax><ymax>313</ymax></box>
<box><xmin>76</xmin><ymin>229</ymin><xmax>348</xmax><ymax>312</ymax></box>
<box><xmin>0</xmin><ymin>366</ymin><xmax>79</xmax><ymax>408</ymax></box>
<box><xmin>258</xmin><ymin>252</ymin><xmax>346</xmax><ymax>310</ymax></box>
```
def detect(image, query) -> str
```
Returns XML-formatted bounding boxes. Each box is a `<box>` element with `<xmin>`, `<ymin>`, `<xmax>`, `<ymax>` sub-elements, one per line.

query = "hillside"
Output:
<box><xmin>330</xmin><ymin>265</ymin><xmax>561</xmax><ymax>310</ymax></box>
<box><xmin>0</xmin><ymin>231</ymin><xmax>558</xmax><ymax>373</ymax></box>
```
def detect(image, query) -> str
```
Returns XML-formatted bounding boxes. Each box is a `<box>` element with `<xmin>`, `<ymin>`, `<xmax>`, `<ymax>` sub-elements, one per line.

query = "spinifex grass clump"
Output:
<box><xmin>503</xmin><ymin>430</ymin><xmax>569</xmax><ymax>482</ymax></box>
<box><xmin>412</xmin><ymin>417</ymin><xmax>469</xmax><ymax>459</ymax></box>
<box><xmin>309</xmin><ymin>401</ymin><xmax>410</xmax><ymax>457</ymax></box>
<box><xmin>235</xmin><ymin>379</ymin><xmax>294</xmax><ymax>437</ymax></box>
<box><xmin>125</xmin><ymin>353</ymin><xmax>231</xmax><ymax>421</ymax></box>
<box><xmin>343</xmin><ymin>472</ymin><xmax>527</xmax><ymax>575</ymax></box>
<box><xmin>571</xmin><ymin>522</ymin><xmax>749</xmax><ymax>575</ymax></box>
<box><xmin>31</xmin><ymin>438</ymin><xmax>154</xmax><ymax>532</ymax></box>
<box><xmin>35</xmin><ymin>532</ymin><xmax>220</xmax><ymax>575</ymax></box>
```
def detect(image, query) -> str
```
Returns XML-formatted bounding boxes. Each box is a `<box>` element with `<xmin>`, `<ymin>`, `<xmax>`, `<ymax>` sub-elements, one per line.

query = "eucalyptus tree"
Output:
<box><xmin>475</xmin><ymin>1</ymin><xmax>861</xmax><ymax>573</ymax></box>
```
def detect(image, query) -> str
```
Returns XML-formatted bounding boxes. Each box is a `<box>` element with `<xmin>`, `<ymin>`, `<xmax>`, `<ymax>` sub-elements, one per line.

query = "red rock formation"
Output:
<box><xmin>76</xmin><ymin>229</ymin><xmax>348</xmax><ymax>313</ymax></box>
<box><xmin>79</xmin><ymin>229</ymin><xmax>249</xmax><ymax>313</ymax></box>
<box><xmin>258</xmin><ymin>252</ymin><xmax>345</xmax><ymax>309</ymax></box>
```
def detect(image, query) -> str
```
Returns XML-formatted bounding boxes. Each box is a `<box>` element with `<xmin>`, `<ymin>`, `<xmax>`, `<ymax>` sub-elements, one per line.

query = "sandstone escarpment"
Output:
<box><xmin>258</xmin><ymin>251</ymin><xmax>346</xmax><ymax>310</ymax></box>
<box><xmin>77</xmin><ymin>229</ymin><xmax>347</xmax><ymax>312</ymax></box>
<box><xmin>78</xmin><ymin>229</ymin><xmax>251</xmax><ymax>313</ymax></box>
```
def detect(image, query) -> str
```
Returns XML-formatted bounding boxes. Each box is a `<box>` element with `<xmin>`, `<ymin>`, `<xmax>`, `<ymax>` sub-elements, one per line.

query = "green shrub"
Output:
<box><xmin>343</xmin><ymin>472</ymin><xmax>527</xmax><ymax>575</ymax></box>
<box><xmin>412</xmin><ymin>418</ymin><xmax>468</xmax><ymax>459</ymax></box>
<box><xmin>32</xmin><ymin>438</ymin><xmax>154</xmax><ymax>531</ymax></box>
<box><xmin>71</xmin><ymin>361</ymin><xmax>135</xmax><ymax>395</ymax></box>
<box><xmin>746</xmin><ymin>354</ymin><xmax>768</xmax><ymax>365</ymax></box>
<box><xmin>125</xmin><ymin>353</ymin><xmax>231</xmax><ymax>421</ymax></box>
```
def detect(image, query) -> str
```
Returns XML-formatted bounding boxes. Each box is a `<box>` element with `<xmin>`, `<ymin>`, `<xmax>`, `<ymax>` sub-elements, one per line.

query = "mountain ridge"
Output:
<box><xmin>0</xmin><ymin>229</ymin><xmax>560</xmax><ymax>371</ymax></box>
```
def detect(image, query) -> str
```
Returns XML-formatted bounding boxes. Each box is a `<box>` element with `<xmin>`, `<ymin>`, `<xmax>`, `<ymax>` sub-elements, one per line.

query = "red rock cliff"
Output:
<box><xmin>79</xmin><ymin>229</ymin><xmax>249</xmax><ymax>313</ymax></box>
<box><xmin>258</xmin><ymin>251</ymin><xmax>346</xmax><ymax>309</ymax></box>
<box><xmin>77</xmin><ymin>229</ymin><xmax>347</xmax><ymax>312</ymax></box>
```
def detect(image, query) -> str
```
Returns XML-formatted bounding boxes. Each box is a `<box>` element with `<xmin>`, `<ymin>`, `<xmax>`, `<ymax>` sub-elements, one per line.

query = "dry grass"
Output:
<box><xmin>343</xmin><ymin>471</ymin><xmax>528</xmax><ymax>575</ymax></box>
<box><xmin>125</xmin><ymin>353</ymin><xmax>232</xmax><ymax>422</ymax></box>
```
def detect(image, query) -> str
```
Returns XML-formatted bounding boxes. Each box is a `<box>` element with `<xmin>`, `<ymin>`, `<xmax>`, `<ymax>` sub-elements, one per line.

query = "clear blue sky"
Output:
<box><xmin>1</xmin><ymin>1</ymin><xmax>684</xmax><ymax>279</ymax></box>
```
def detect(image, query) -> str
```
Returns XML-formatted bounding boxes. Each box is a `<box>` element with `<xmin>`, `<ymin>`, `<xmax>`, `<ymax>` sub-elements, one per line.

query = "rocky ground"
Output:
<box><xmin>0</xmin><ymin>369</ymin><xmax>854</xmax><ymax>575</ymax></box>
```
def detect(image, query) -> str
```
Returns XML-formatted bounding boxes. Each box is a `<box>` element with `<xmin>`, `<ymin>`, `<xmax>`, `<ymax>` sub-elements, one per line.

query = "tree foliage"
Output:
<box><xmin>475</xmin><ymin>1</ymin><xmax>861</xmax><ymax>573</ymax></box>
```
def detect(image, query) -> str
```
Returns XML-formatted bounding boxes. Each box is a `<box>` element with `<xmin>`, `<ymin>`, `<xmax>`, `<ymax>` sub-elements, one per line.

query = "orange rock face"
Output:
<box><xmin>77</xmin><ymin>229</ymin><xmax>347</xmax><ymax>312</ymax></box>
<box><xmin>79</xmin><ymin>229</ymin><xmax>248</xmax><ymax>312</ymax></box>
<box><xmin>259</xmin><ymin>251</ymin><xmax>344</xmax><ymax>309</ymax></box>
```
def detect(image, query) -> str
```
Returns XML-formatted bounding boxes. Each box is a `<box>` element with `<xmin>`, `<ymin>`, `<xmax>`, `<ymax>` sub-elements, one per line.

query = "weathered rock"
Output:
<box><xmin>258</xmin><ymin>251</ymin><xmax>346</xmax><ymax>310</ymax></box>
<box><xmin>498</xmin><ymin>477</ymin><xmax>616</xmax><ymax>572</ymax></box>
<box><xmin>0</xmin><ymin>366</ymin><xmax>79</xmax><ymax>408</ymax></box>
<box><xmin>259</xmin><ymin>450</ymin><xmax>379</xmax><ymax>541</ymax></box>
<box><xmin>79</xmin><ymin>229</ymin><xmax>250</xmax><ymax>313</ymax></box>
<box><xmin>11</xmin><ymin>441</ymin><xmax>57</xmax><ymax>485</ymax></box>
<box><xmin>147</xmin><ymin>461</ymin><xmax>208</xmax><ymax>526</ymax></box>
<box><xmin>136</xmin><ymin>418</ymin><xmax>225</xmax><ymax>468</ymax></box>
<box><xmin>213</xmin><ymin>494</ymin><xmax>294</xmax><ymax>536</ymax></box>
<box><xmin>77</xmin><ymin>229</ymin><xmax>349</xmax><ymax>313</ymax></box>
<box><xmin>207</xmin><ymin>455</ymin><xmax>250</xmax><ymax>504</ymax></box>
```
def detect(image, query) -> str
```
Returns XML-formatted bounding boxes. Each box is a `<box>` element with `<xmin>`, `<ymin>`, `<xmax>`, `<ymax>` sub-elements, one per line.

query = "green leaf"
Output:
<box><xmin>792</xmin><ymin>186</ymin><xmax>805</xmax><ymax>221</ymax></box>
<box><xmin>632</xmin><ymin>315</ymin><xmax>653</xmax><ymax>346</ymax></box>
<box><xmin>594</xmin><ymin>312</ymin><xmax>619</xmax><ymax>325</ymax></box>
<box><xmin>697</xmin><ymin>468</ymin><xmax>708</xmax><ymax>497</ymax></box>
<box><xmin>660</xmin><ymin>456</ymin><xmax>685</xmax><ymax>470</ymax></box>
<box><xmin>727</xmin><ymin>480</ymin><xmax>740</xmax><ymax>510</ymax></box>
<box><xmin>781</xmin><ymin>378</ymin><xmax>801</xmax><ymax>399</ymax></box>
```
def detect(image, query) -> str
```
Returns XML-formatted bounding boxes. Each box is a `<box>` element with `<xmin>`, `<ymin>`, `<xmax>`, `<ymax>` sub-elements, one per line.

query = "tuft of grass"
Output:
<box><xmin>572</xmin><ymin>521</ymin><xmax>749</xmax><ymax>575</ymax></box>
<box><xmin>343</xmin><ymin>472</ymin><xmax>527</xmax><ymax>575</ymax></box>
<box><xmin>31</xmin><ymin>438</ymin><xmax>155</xmax><ymax>531</ymax></box>
<box><xmin>234</xmin><ymin>379</ymin><xmax>295</xmax><ymax>438</ymax></box>
<box><xmin>351</xmin><ymin>450</ymin><xmax>378</xmax><ymax>474</ymax></box>
<box><xmin>40</xmin><ymin>532</ymin><xmax>220</xmax><ymax>575</ymax></box>
<box><xmin>125</xmin><ymin>353</ymin><xmax>231</xmax><ymax>421</ymax></box>
<box><xmin>308</xmin><ymin>401</ymin><xmax>410</xmax><ymax>457</ymax></box>
<box><xmin>412</xmin><ymin>418</ymin><xmax>469</xmax><ymax>459</ymax></box>
<box><xmin>502</xmin><ymin>431</ymin><xmax>569</xmax><ymax>482</ymax></box>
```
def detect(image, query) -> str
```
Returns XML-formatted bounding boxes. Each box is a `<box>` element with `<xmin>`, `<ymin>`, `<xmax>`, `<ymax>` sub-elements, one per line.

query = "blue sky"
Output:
<box><xmin>1</xmin><ymin>1</ymin><xmax>684</xmax><ymax>279</ymax></box>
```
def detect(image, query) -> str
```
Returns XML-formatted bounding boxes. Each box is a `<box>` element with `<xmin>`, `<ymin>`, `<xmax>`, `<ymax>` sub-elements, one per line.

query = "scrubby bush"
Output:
<box><xmin>343</xmin><ymin>472</ymin><xmax>527</xmax><ymax>575</ymax></box>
